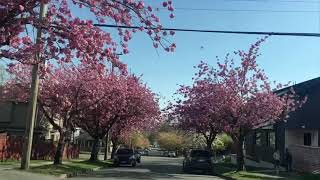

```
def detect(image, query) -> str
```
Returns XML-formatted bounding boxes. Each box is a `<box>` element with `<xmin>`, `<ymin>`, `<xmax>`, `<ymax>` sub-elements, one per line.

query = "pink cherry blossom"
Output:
<box><xmin>172</xmin><ymin>38</ymin><xmax>304</xmax><ymax>171</ymax></box>
<box><xmin>0</xmin><ymin>0</ymin><xmax>176</xmax><ymax>71</ymax></box>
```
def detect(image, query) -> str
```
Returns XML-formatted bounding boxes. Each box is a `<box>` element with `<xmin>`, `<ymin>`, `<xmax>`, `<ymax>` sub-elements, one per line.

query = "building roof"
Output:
<box><xmin>275</xmin><ymin>77</ymin><xmax>320</xmax><ymax>96</ymax></box>
<box><xmin>74</xmin><ymin>131</ymin><xmax>94</xmax><ymax>141</ymax></box>
<box><xmin>256</xmin><ymin>77</ymin><xmax>320</xmax><ymax>129</ymax></box>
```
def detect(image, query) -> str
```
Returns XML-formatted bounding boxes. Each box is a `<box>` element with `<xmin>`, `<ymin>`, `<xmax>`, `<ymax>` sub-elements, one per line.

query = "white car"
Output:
<box><xmin>168</xmin><ymin>151</ymin><xmax>176</xmax><ymax>157</ymax></box>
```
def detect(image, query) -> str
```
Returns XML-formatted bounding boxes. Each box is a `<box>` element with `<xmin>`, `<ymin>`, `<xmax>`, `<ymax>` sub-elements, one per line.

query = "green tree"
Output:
<box><xmin>118</xmin><ymin>132</ymin><xmax>150</xmax><ymax>149</ymax></box>
<box><xmin>157</xmin><ymin>131</ymin><xmax>190</xmax><ymax>152</ymax></box>
<box><xmin>131</xmin><ymin>133</ymin><xmax>150</xmax><ymax>149</ymax></box>
<box><xmin>213</xmin><ymin>133</ymin><xmax>233</xmax><ymax>153</ymax></box>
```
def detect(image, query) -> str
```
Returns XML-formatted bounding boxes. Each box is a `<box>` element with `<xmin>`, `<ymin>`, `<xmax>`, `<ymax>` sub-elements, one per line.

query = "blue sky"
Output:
<box><xmin>113</xmin><ymin>0</ymin><xmax>320</xmax><ymax>108</ymax></box>
<box><xmin>76</xmin><ymin>0</ymin><xmax>320</xmax><ymax>108</ymax></box>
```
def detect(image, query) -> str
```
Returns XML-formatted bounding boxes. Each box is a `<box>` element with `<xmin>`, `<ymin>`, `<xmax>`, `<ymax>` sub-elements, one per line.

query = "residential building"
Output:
<box><xmin>0</xmin><ymin>101</ymin><xmax>46</xmax><ymax>137</ymax></box>
<box><xmin>0</xmin><ymin>101</ymin><xmax>62</xmax><ymax>142</ymax></box>
<box><xmin>245</xmin><ymin>77</ymin><xmax>320</xmax><ymax>173</ymax></box>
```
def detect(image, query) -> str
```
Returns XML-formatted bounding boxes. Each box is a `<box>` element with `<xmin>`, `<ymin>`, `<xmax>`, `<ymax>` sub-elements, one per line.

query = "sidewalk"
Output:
<box><xmin>0</xmin><ymin>161</ymin><xmax>53</xmax><ymax>170</ymax></box>
<box><xmin>229</xmin><ymin>154</ymin><xmax>286</xmax><ymax>171</ymax></box>
<box><xmin>0</xmin><ymin>170</ymin><xmax>58</xmax><ymax>180</ymax></box>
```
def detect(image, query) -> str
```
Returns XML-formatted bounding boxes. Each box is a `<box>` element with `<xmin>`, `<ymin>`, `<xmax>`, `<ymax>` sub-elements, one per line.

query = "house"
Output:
<box><xmin>74</xmin><ymin>130</ymin><xmax>95</xmax><ymax>152</ymax></box>
<box><xmin>0</xmin><ymin>101</ymin><xmax>81</xmax><ymax>160</ymax></box>
<box><xmin>245</xmin><ymin>77</ymin><xmax>320</xmax><ymax>173</ymax></box>
<box><xmin>0</xmin><ymin>101</ymin><xmax>61</xmax><ymax>141</ymax></box>
<box><xmin>74</xmin><ymin>130</ymin><xmax>111</xmax><ymax>153</ymax></box>
<box><xmin>0</xmin><ymin>101</ymin><xmax>46</xmax><ymax>137</ymax></box>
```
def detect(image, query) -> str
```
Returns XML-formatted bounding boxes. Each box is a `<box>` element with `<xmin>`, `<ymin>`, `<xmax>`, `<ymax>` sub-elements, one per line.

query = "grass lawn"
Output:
<box><xmin>29</xmin><ymin>160</ymin><xmax>113</xmax><ymax>176</ymax></box>
<box><xmin>214</xmin><ymin>162</ymin><xmax>320</xmax><ymax>180</ymax></box>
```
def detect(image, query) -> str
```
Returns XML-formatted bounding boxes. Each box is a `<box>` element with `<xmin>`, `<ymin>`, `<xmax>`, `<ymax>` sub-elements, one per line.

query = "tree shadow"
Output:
<box><xmin>79</xmin><ymin>168</ymin><xmax>179</xmax><ymax>180</ymax></box>
<box><xmin>236</xmin><ymin>173</ymin><xmax>285</xmax><ymax>180</ymax></box>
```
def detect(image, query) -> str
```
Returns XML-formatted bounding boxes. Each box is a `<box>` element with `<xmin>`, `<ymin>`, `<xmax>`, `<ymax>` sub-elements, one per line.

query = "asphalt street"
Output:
<box><xmin>72</xmin><ymin>156</ymin><xmax>224</xmax><ymax>180</ymax></box>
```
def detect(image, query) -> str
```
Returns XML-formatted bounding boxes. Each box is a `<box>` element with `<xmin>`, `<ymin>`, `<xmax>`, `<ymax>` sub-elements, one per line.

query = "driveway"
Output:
<box><xmin>72</xmin><ymin>156</ymin><xmax>224</xmax><ymax>180</ymax></box>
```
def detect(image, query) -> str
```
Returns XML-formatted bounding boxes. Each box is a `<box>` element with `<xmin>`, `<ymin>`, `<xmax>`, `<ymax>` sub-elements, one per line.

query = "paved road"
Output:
<box><xmin>72</xmin><ymin>156</ymin><xmax>224</xmax><ymax>180</ymax></box>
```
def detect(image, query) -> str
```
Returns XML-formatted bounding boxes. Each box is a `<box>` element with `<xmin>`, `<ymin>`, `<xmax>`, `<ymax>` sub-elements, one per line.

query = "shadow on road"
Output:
<box><xmin>140</xmin><ymin>163</ymin><xmax>183</xmax><ymax>174</ymax></box>
<box><xmin>78</xmin><ymin>168</ymin><xmax>179</xmax><ymax>180</ymax></box>
<box><xmin>74</xmin><ymin>157</ymin><xmax>223</xmax><ymax>179</ymax></box>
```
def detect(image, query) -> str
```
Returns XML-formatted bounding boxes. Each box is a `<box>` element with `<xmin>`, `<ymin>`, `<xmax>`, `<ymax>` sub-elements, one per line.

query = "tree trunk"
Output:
<box><xmin>235</xmin><ymin>135</ymin><xmax>246</xmax><ymax>171</ymax></box>
<box><xmin>104</xmin><ymin>133</ymin><xmax>109</xmax><ymax>161</ymax></box>
<box><xmin>206</xmin><ymin>140</ymin><xmax>213</xmax><ymax>151</ymax></box>
<box><xmin>111</xmin><ymin>139</ymin><xmax>118</xmax><ymax>159</ymax></box>
<box><xmin>54</xmin><ymin>134</ymin><xmax>66</xmax><ymax>165</ymax></box>
<box><xmin>206</xmin><ymin>138</ymin><xmax>213</xmax><ymax>151</ymax></box>
<box><xmin>205</xmin><ymin>133</ymin><xmax>216</xmax><ymax>151</ymax></box>
<box><xmin>90</xmin><ymin>137</ymin><xmax>101</xmax><ymax>162</ymax></box>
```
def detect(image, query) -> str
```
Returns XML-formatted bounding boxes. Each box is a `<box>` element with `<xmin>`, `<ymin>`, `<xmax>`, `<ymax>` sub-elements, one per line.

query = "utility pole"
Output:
<box><xmin>21</xmin><ymin>3</ymin><xmax>48</xmax><ymax>170</ymax></box>
<box><xmin>104</xmin><ymin>62</ymin><xmax>115</xmax><ymax>161</ymax></box>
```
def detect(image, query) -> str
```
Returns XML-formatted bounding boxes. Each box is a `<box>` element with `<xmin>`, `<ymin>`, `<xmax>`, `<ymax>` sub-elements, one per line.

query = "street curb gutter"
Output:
<box><xmin>58</xmin><ymin>167</ymin><xmax>102</xmax><ymax>179</ymax></box>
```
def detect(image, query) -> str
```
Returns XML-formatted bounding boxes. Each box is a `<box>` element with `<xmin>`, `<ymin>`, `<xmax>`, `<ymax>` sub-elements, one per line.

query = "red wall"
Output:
<box><xmin>0</xmin><ymin>133</ymin><xmax>79</xmax><ymax>161</ymax></box>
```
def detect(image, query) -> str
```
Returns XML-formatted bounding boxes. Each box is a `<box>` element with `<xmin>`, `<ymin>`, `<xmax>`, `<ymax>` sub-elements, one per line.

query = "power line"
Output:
<box><xmin>172</xmin><ymin>7</ymin><xmax>319</xmax><ymax>13</ymax></box>
<box><xmin>94</xmin><ymin>24</ymin><xmax>320</xmax><ymax>38</ymax></box>
<box><xmin>224</xmin><ymin>0</ymin><xmax>320</xmax><ymax>3</ymax></box>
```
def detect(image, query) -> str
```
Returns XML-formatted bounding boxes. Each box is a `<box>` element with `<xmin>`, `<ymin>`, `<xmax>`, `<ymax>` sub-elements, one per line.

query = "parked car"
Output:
<box><xmin>134</xmin><ymin>150</ymin><xmax>141</xmax><ymax>163</ymax></box>
<box><xmin>148</xmin><ymin>149</ymin><xmax>163</xmax><ymax>156</ymax></box>
<box><xmin>183</xmin><ymin>149</ymin><xmax>214</xmax><ymax>174</ymax></box>
<box><xmin>144</xmin><ymin>150</ymin><xmax>149</xmax><ymax>156</ymax></box>
<box><xmin>113</xmin><ymin>148</ymin><xmax>137</xmax><ymax>167</ymax></box>
<box><xmin>139</xmin><ymin>149</ymin><xmax>149</xmax><ymax>156</ymax></box>
<box><xmin>168</xmin><ymin>151</ymin><xmax>177</xmax><ymax>157</ymax></box>
<box><xmin>163</xmin><ymin>151</ymin><xmax>169</xmax><ymax>157</ymax></box>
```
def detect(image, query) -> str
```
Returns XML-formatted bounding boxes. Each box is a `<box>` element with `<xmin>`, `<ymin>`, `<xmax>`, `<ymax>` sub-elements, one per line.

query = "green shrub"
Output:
<box><xmin>213</xmin><ymin>133</ymin><xmax>233</xmax><ymax>152</ymax></box>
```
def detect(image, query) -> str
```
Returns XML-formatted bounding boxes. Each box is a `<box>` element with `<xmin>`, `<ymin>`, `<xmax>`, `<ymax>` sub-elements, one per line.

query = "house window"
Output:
<box><xmin>255</xmin><ymin>132</ymin><xmax>261</xmax><ymax>146</ymax></box>
<box><xmin>304</xmin><ymin>133</ymin><xmax>312</xmax><ymax>146</ymax></box>
<box><xmin>267</xmin><ymin>131</ymin><xmax>276</xmax><ymax>148</ymax></box>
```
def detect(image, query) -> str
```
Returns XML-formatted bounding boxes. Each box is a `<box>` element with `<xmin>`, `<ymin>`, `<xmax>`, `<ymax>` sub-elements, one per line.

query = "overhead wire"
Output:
<box><xmin>223</xmin><ymin>0</ymin><xmax>320</xmax><ymax>3</ymax></box>
<box><xmin>171</xmin><ymin>7</ymin><xmax>319</xmax><ymax>13</ymax></box>
<box><xmin>94</xmin><ymin>24</ymin><xmax>320</xmax><ymax>37</ymax></box>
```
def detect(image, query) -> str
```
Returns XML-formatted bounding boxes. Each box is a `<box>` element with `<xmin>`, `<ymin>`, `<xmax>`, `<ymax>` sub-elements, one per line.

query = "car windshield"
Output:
<box><xmin>116</xmin><ymin>149</ymin><xmax>133</xmax><ymax>155</ymax></box>
<box><xmin>190</xmin><ymin>150</ymin><xmax>211</xmax><ymax>157</ymax></box>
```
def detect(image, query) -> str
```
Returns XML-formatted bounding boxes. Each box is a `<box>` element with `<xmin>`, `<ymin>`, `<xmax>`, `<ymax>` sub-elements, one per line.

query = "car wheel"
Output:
<box><xmin>131</xmin><ymin>161</ymin><xmax>137</xmax><ymax>167</ymax></box>
<box><xmin>207</xmin><ymin>168</ymin><xmax>213</xmax><ymax>175</ymax></box>
<box><xmin>137</xmin><ymin>158</ymin><xmax>141</xmax><ymax>163</ymax></box>
<box><xmin>182</xmin><ymin>164</ymin><xmax>188</xmax><ymax>173</ymax></box>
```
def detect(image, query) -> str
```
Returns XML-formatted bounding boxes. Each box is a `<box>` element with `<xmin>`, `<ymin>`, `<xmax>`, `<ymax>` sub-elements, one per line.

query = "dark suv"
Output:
<box><xmin>114</xmin><ymin>149</ymin><xmax>137</xmax><ymax>167</ymax></box>
<box><xmin>183</xmin><ymin>149</ymin><xmax>214</xmax><ymax>174</ymax></box>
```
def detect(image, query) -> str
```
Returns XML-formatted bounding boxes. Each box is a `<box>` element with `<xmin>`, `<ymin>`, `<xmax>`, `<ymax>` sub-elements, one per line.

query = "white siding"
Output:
<box><xmin>285</xmin><ymin>129</ymin><xmax>318</xmax><ymax>148</ymax></box>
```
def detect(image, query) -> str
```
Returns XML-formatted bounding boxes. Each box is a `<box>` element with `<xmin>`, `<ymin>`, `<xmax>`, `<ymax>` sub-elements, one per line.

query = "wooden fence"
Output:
<box><xmin>290</xmin><ymin>144</ymin><xmax>320</xmax><ymax>173</ymax></box>
<box><xmin>0</xmin><ymin>133</ymin><xmax>79</xmax><ymax>161</ymax></box>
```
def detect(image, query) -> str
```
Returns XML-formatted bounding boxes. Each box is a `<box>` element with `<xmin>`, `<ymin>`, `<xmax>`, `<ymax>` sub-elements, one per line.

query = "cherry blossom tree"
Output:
<box><xmin>0</xmin><ymin>63</ymin><xmax>112</xmax><ymax>164</ymax></box>
<box><xmin>173</xmin><ymin>38</ymin><xmax>305</xmax><ymax>171</ymax></box>
<box><xmin>74</xmin><ymin>73</ymin><xmax>127</xmax><ymax>161</ymax></box>
<box><xmin>75</xmin><ymin>74</ymin><xmax>160</xmax><ymax>161</ymax></box>
<box><xmin>1</xmin><ymin>0</ymin><xmax>175</xmax><ymax>165</ymax></box>
<box><xmin>1</xmin><ymin>0</ymin><xmax>176</xmax><ymax>67</ymax></box>
<box><xmin>173</xmin><ymin>83</ymin><xmax>230</xmax><ymax>150</ymax></box>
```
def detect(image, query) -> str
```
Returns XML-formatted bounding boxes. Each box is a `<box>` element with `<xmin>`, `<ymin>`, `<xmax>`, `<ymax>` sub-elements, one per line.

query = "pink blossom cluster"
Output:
<box><xmin>0</xmin><ymin>62</ymin><xmax>160</xmax><ymax>162</ymax></box>
<box><xmin>172</xmin><ymin>38</ymin><xmax>304</xmax><ymax>147</ymax></box>
<box><xmin>1</xmin><ymin>0</ymin><xmax>176</xmax><ymax>71</ymax></box>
